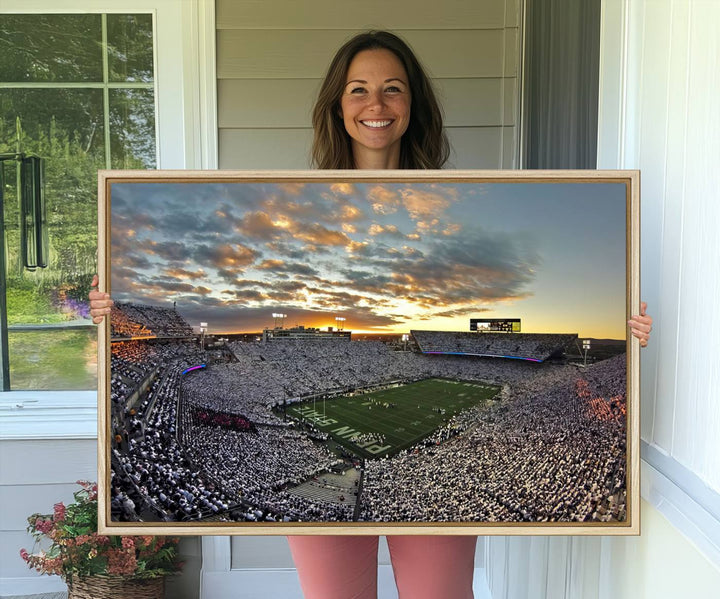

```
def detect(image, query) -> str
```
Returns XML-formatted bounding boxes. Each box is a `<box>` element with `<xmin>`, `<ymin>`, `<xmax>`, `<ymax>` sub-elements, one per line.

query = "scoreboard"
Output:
<box><xmin>470</xmin><ymin>318</ymin><xmax>521</xmax><ymax>333</ymax></box>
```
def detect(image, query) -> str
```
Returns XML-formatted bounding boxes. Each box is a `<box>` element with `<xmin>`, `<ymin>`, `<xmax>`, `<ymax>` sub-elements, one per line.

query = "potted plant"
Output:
<box><xmin>20</xmin><ymin>481</ymin><xmax>182</xmax><ymax>599</ymax></box>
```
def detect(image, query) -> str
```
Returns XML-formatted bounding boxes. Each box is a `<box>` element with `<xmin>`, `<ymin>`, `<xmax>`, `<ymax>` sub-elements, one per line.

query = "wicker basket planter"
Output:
<box><xmin>67</xmin><ymin>575</ymin><xmax>164</xmax><ymax>599</ymax></box>
<box><xmin>21</xmin><ymin>483</ymin><xmax>182</xmax><ymax>596</ymax></box>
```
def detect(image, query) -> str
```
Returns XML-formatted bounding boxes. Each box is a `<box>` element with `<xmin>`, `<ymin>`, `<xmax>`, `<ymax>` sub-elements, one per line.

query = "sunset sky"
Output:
<box><xmin>110</xmin><ymin>179</ymin><xmax>628</xmax><ymax>339</ymax></box>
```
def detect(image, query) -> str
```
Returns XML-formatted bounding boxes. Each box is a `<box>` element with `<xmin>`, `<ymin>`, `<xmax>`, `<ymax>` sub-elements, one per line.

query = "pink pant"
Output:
<box><xmin>287</xmin><ymin>535</ymin><xmax>476</xmax><ymax>599</ymax></box>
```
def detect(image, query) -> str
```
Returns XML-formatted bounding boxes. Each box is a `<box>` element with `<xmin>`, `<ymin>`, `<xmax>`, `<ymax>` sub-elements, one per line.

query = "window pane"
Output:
<box><xmin>0</xmin><ymin>89</ymin><xmax>106</xmax><ymax>160</ymax></box>
<box><xmin>1</xmin><ymin>12</ymin><xmax>157</xmax><ymax>390</ymax></box>
<box><xmin>1</xmin><ymin>88</ymin><xmax>105</xmax><ymax>277</ymax></box>
<box><xmin>110</xmin><ymin>89</ymin><xmax>157</xmax><ymax>169</ymax></box>
<box><xmin>1</xmin><ymin>89</ymin><xmax>104</xmax><ymax>390</ymax></box>
<box><xmin>107</xmin><ymin>14</ymin><xmax>154</xmax><ymax>83</ymax></box>
<box><xmin>0</xmin><ymin>14</ymin><xmax>102</xmax><ymax>82</ymax></box>
<box><xmin>8</xmin><ymin>329</ymin><xmax>97</xmax><ymax>390</ymax></box>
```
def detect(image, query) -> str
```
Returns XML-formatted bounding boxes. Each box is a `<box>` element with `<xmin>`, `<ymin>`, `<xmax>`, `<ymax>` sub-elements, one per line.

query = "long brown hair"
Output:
<box><xmin>311</xmin><ymin>31</ymin><xmax>449</xmax><ymax>170</ymax></box>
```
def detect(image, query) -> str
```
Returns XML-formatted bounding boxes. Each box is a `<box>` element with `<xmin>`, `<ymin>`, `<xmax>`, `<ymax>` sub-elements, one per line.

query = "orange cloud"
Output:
<box><xmin>163</xmin><ymin>267</ymin><xmax>207</xmax><ymax>280</ymax></box>
<box><xmin>442</xmin><ymin>223</ymin><xmax>462</xmax><ymax>236</ymax></box>
<box><xmin>236</xmin><ymin>211</ymin><xmax>278</xmax><ymax>238</ymax></box>
<box><xmin>339</xmin><ymin>204</ymin><xmax>363</xmax><ymax>221</ymax></box>
<box><xmin>210</xmin><ymin>244</ymin><xmax>257</xmax><ymax>268</ymax></box>
<box><xmin>416</xmin><ymin>219</ymin><xmax>440</xmax><ymax>233</ymax></box>
<box><xmin>330</xmin><ymin>182</ymin><xmax>355</xmax><ymax>195</ymax></box>
<box><xmin>293</xmin><ymin>223</ymin><xmax>351</xmax><ymax>246</ymax></box>
<box><xmin>347</xmin><ymin>240</ymin><xmax>369</xmax><ymax>254</ymax></box>
<box><xmin>400</xmin><ymin>189</ymin><xmax>452</xmax><ymax>220</ymax></box>
<box><xmin>278</xmin><ymin>182</ymin><xmax>306</xmax><ymax>195</ymax></box>
<box><xmin>368</xmin><ymin>223</ymin><xmax>401</xmax><ymax>236</ymax></box>
<box><xmin>257</xmin><ymin>259</ymin><xmax>285</xmax><ymax>270</ymax></box>
<box><xmin>368</xmin><ymin>185</ymin><xmax>401</xmax><ymax>215</ymax></box>
<box><xmin>368</xmin><ymin>224</ymin><xmax>384</xmax><ymax>236</ymax></box>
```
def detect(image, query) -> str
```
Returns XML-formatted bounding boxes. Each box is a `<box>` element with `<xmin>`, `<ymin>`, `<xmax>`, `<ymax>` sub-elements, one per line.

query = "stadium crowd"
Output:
<box><xmin>359</xmin><ymin>355</ymin><xmax>627</xmax><ymax>522</ymax></box>
<box><xmin>111</xmin><ymin>302</ymin><xmax>194</xmax><ymax>339</ymax></box>
<box><xmin>108</xmin><ymin>305</ymin><xmax>629</xmax><ymax>524</ymax></box>
<box><xmin>411</xmin><ymin>330</ymin><xmax>577</xmax><ymax>361</ymax></box>
<box><xmin>112</xmin><ymin>363</ymin><xmax>235</xmax><ymax>521</ymax></box>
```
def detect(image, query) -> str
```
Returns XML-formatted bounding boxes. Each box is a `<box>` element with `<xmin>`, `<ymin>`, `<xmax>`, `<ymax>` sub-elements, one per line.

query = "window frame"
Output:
<box><xmin>0</xmin><ymin>0</ymin><xmax>217</xmax><ymax>438</ymax></box>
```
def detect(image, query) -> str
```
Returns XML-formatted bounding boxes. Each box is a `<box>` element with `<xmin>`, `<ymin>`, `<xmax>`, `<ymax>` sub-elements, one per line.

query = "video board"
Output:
<box><xmin>470</xmin><ymin>318</ymin><xmax>521</xmax><ymax>333</ymax></box>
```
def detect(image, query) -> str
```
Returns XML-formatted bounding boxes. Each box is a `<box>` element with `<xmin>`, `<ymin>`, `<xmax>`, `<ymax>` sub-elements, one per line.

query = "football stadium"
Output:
<box><xmin>109</xmin><ymin>304</ymin><xmax>627</xmax><ymax>524</ymax></box>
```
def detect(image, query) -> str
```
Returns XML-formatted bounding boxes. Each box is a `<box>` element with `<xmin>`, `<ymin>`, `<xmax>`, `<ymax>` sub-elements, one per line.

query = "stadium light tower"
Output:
<box><xmin>200</xmin><ymin>322</ymin><xmax>208</xmax><ymax>350</ymax></box>
<box><xmin>582</xmin><ymin>339</ymin><xmax>591</xmax><ymax>367</ymax></box>
<box><xmin>335</xmin><ymin>316</ymin><xmax>346</xmax><ymax>331</ymax></box>
<box><xmin>272</xmin><ymin>313</ymin><xmax>287</xmax><ymax>329</ymax></box>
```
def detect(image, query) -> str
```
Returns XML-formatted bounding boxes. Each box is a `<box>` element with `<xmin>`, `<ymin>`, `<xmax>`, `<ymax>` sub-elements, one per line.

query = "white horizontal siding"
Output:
<box><xmin>0</xmin><ymin>438</ymin><xmax>201</xmax><ymax>598</ymax></box>
<box><xmin>446</xmin><ymin>127</ymin><xmax>510</xmax><ymax>168</ymax></box>
<box><xmin>219</xmin><ymin>128</ymin><xmax>313</xmax><ymax>169</ymax></box>
<box><xmin>216</xmin><ymin>0</ymin><xmax>517</xmax><ymax>30</ymax></box>
<box><xmin>217</xmin><ymin>29</ymin><xmax>514</xmax><ymax>80</ymax></box>
<box><xmin>0</xmin><ymin>531</ymin><xmax>57</xmax><ymax>581</ymax></box>
<box><xmin>0</xmin><ymin>483</ymin><xmax>87</xmax><ymax>531</ymax></box>
<box><xmin>0</xmin><ymin>440</ymin><xmax>97</xmax><ymax>485</ymax></box>
<box><xmin>0</xmin><ymin>439</ymin><xmax>96</xmax><ymax>581</ymax></box>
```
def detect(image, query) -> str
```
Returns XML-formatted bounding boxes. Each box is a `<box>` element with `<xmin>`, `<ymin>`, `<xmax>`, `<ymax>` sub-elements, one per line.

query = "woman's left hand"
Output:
<box><xmin>628</xmin><ymin>301</ymin><xmax>652</xmax><ymax>348</ymax></box>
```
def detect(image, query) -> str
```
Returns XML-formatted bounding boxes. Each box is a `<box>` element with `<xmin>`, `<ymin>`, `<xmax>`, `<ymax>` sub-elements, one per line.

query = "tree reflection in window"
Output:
<box><xmin>0</xmin><ymin>13</ymin><xmax>156</xmax><ymax>390</ymax></box>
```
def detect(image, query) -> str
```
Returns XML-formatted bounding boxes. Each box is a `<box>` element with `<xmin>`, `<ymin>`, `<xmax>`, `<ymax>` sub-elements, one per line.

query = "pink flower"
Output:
<box><xmin>137</xmin><ymin>535</ymin><xmax>155</xmax><ymax>547</ymax></box>
<box><xmin>21</xmin><ymin>482</ymin><xmax>181</xmax><ymax>580</ymax></box>
<box><xmin>107</xmin><ymin>548</ymin><xmax>137</xmax><ymax>576</ymax></box>
<box><xmin>121</xmin><ymin>537</ymin><xmax>135</xmax><ymax>549</ymax></box>
<box><xmin>87</xmin><ymin>483</ymin><xmax>98</xmax><ymax>501</ymax></box>
<box><xmin>34</xmin><ymin>518</ymin><xmax>53</xmax><ymax>534</ymax></box>
<box><xmin>43</xmin><ymin>556</ymin><xmax>64</xmax><ymax>576</ymax></box>
<box><xmin>53</xmin><ymin>502</ymin><xmax>66</xmax><ymax>522</ymax></box>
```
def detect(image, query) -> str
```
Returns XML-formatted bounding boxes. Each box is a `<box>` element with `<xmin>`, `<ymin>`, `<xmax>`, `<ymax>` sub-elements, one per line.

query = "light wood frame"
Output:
<box><xmin>98</xmin><ymin>169</ymin><xmax>640</xmax><ymax>536</ymax></box>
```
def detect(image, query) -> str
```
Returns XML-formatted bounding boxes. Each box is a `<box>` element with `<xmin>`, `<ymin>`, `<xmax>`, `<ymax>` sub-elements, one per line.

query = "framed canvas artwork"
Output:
<box><xmin>97</xmin><ymin>170</ymin><xmax>640</xmax><ymax>535</ymax></box>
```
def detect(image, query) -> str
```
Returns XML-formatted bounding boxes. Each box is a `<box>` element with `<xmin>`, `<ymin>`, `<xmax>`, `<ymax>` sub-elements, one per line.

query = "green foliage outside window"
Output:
<box><xmin>0</xmin><ymin>13</ymin><xmax>155</xmax><ymax>389</ymax></box>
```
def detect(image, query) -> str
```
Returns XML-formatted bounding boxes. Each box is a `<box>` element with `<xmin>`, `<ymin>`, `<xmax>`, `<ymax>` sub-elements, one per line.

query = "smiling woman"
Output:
<box><xmin>311</xmin><ymin>30</ymin><xmax>448</xmax><ymax>170</ymax></box>
<box><xmin>340</xmin><ymin>49</ymin><xmax>412</xmax><ymax>169</ymax></box>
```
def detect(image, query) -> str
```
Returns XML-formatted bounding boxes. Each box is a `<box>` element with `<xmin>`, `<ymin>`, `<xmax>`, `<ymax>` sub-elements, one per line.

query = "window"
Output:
<box><xmin>0</xmin><ymin>13</ymin><xmax>156</xmax><ymax>390</ymax></box>
<box><xmin>521</xmin><ymin>0</ymin><xmax>601</xmax><ymax>169</ymax></box>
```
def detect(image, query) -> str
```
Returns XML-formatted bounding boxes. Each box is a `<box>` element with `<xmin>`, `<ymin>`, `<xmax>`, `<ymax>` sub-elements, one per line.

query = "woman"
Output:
<box><xmin>90</xmin><ymin>31</ymin><xmax>653</xmax><ymax>599</ymax></box>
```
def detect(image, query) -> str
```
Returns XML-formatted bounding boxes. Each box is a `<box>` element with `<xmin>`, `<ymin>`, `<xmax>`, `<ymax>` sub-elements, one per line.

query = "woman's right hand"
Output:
<box><xmin>89</xmin><ymin>274</ymin><xmax>114</xmax><ymax>324</ymax></box>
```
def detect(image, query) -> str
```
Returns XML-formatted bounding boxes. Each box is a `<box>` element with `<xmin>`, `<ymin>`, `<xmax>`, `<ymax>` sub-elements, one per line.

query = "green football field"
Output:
<box><xmin>286</xmin><ymin>378</ymin><xmax>500</xmax><ymax>459</ymax></box>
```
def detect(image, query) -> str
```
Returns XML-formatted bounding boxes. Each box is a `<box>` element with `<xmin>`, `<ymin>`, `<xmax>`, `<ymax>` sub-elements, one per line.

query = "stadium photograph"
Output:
<box><xmin>99</xmin><ymin>171</ymin><xmax>638</xmax><ymax>533</ymax></box>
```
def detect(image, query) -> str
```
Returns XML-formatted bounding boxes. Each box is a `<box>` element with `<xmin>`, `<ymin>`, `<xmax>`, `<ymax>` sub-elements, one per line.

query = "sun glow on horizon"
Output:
<box><xmin>113</xmin><ymin>180</ymin><xmax>628</xmax><ymax>343</ymax></box>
